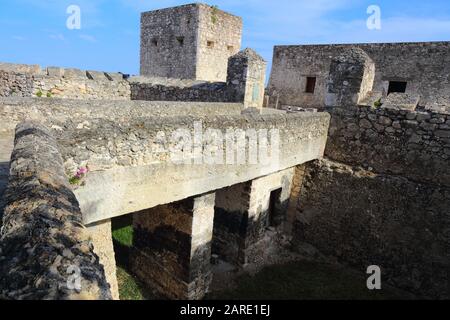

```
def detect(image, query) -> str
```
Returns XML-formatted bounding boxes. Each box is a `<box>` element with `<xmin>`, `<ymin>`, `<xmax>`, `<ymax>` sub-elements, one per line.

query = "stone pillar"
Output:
<box><xmin>213</xmin><ymin>168</ymin><xmax>295</xmax><ymax>266</ymax></box>
<box><xmin>325</xmin><ymin>47</ymin><xmax>375</xmax><ymax>107</ymax></box>
<box><xmin>227</xmin><ymin>48</ymin><xmax>267</xmax><ymax>109</ymax></box>
<box><xmin>131</xmin><ymin>192</ymin><xmax>215</xmax><ymax>300</ymax></box>
<box><xmin>87</xmin><ymin>219</ymin><xmax>120</xmax><ymax>300</ymax></box>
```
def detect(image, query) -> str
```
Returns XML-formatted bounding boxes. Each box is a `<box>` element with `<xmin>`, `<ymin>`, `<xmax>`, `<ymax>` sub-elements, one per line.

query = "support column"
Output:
<box><xmin>131</xmin><ymin>192</ymin><xmax>215</xmax><ymax>300</ymax></box>
<box><xmin>213</xmin><ymin>168</ymin><xmax>295</xmax><ymax>266</ymax></box>
<box><xmin>87</xmin><ymin>219</ymin><xmax>120</xmax><ymax>300</ymax></box>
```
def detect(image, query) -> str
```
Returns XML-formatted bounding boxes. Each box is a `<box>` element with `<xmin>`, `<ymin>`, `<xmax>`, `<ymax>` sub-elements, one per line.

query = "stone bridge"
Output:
<box><xmin>0</xmin><ymin>97</ymin><xmax>330</xmax><ymax>300</ymax></box>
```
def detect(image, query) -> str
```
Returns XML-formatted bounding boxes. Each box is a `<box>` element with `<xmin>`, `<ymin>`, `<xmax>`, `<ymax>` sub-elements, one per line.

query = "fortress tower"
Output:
<box><xmin>140</xmin><ymin>3</ymin><xmax>243</xmax><ymax>82</ymax></box>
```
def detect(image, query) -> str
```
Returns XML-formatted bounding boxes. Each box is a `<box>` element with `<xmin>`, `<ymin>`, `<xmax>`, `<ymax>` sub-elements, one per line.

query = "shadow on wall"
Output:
<box><xmin>293</xmin><ymin>160</ymin><xmax>450</xmax><ymax>299</ymax></box>
<box><xmin>0</xmin><ymin>161</ymin><xmax>10</xmax><ymax>225</ymax></box>
<box><xmin>212</xmin><ymin>195</ymin><xmax>290</xmax><ymax>266</ymax></box>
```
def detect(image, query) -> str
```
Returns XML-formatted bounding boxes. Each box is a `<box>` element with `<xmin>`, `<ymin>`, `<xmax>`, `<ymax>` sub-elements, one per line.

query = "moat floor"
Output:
<box><xmin>112</xmin><ymin>219</ymin><xmax>414</xmax><ymax>300</ymax></box>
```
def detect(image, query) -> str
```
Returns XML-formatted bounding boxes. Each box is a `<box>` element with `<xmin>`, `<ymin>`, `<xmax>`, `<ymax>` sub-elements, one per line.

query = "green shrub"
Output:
<box><xmin>373</xmin><ymin>98</ymin><xmax>382</xmax><ymax>108</ymax></box>
<box><xmin>211</xmin><ymin>5</ymin><xmax>219</xmax><ymax>24</ymax></box>
<box><xmin>36</xmin><ymin>90</ymin><xmax>43</xmax><ymax>97</ymax></box>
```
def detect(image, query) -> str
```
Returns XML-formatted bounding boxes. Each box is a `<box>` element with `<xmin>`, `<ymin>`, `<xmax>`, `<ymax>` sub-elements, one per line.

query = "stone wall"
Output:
<box><xmin>130</xmin><ymin>78</ymin><xmax>231</xmax><ymax>102</ymax></box>
<box><xmin>0</xmin><ymin>122</ymin><xmax>111</xmax><ymax>300</ymax></box>
<box><xmin>291</xmin><ymin>104</ymin><xmax>450</xmax><ymax>298</ymax></box>
<box><xmin>140</xmin><ymin>4</ymin><xmax>199</xmax><ymax>79</ymax></box>
<box><xmin>196</xmin><ymin>4</ymin><xmax>242</xmax><ymax>82</ymax></box>
<box><xmin>294</xmin><ymin>159</ymin><xmax>450</xmax><ymax>299</ymax></box>
<box><xmin>0</xmin><ymin>63</ymin><xmax>130</xmax><ymax>100</ymax></box>
<box><xmin>0</xmin><ymin>71</ymin><xmax>34</xmax><ymax>97</ymax></box>
<box><xmin>326</xmin><ymin>105</ymin><xmax>450</xmax><ymax>185</ymax></box>
<box><xmin>268</xmin><ymin>42</ymin><xmax>450</xmax><ymax>108</ymax></box>
<box><xmin>140</xmin><ymin>4</ymin><xmax>242</xmax><ymax>82</ymax></box>
<box><xmin>132</xmin><ymin>48</ymin><xmax>266</xmax><ymax>107</ymax></box>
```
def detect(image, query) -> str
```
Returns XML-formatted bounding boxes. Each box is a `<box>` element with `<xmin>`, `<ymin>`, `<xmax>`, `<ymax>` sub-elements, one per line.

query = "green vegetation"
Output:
<box><xmin>112</xmin><ymin>225</ymin><xmax>133</xmax><ymax>247</ymax></box>
<box><xmin>211</xmin><ymin>5</ymin><xmax>219</xmax><ymax>24</ymax></box>
<box><xmin>117</xmin><ymin>267</ymin><xmax>147</xmax><ymax>300</ymax></box>
<box><xmin>36</xmin><ymin>90</ymin><xmax>43</xmax><ymax>97</ymax></box>
<box><xmin>68</xmin><ymin>176</ymin><xmax>81</xmax><ymax>185</ymax></box>
<box><xmin>373</xmin><ymin>98</ymin><xmax>383</xmax><ymax>108</ymax></box>
<box><xmin>46</xmin><ymin>92</ymin><xmax>52</xmax><ymax>98</ymax></box>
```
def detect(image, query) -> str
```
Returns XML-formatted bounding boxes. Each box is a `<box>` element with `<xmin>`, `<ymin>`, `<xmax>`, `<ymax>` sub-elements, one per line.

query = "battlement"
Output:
<box><xmin>0</xmin><ymin>62</ymin><xmax>129</xmax><ymax>100</ymax></box>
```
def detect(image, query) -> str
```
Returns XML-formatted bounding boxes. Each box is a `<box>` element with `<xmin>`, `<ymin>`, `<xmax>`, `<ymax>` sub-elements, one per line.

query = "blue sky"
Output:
<box><xmin>1</xmin><ymin>0</ymin><xmax>450</xmax><ymax>76</ymax></box>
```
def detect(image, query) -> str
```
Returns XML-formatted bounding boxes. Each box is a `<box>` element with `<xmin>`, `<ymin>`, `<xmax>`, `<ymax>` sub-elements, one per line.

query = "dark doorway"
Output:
<box><xmin>388</xmin><ymin>81</ymin><xmax>407</xmax><ymax>95</ymax></box>
<box><xmin>305</xmin><ymin>77</ymin><xmax>317</xmax><ymax>93</ymax></box>
<box><xmin>268</xmin><ymin>188</ymin><xmax>283</xmax><ymax>227</ymax></box>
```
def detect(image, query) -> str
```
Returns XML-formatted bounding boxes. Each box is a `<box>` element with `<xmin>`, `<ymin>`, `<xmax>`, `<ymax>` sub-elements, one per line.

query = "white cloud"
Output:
<box><xmin>79</xmin><ymin>34</ymin><xmax>97</xmax><ymax>42</ymax></box>
<box><xmin>49</xmin><ymin>33</ymin><xmax>65</xmax><ymax>41</ymax></box>
<box><xmin>12</xmin><ymin>35</ymin><xmax>26</xmax><ymax>41</ymax></box>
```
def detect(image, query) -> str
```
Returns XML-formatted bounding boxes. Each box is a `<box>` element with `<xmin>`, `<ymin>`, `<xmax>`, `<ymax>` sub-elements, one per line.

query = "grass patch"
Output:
<box><xmin>117</xmin><ymin>267</ymin><xmax>157</xmax><ymax>300</ymax></box>
<box><xmin>112</xmin><ymin>225</ymin><xmax>133</xmax><ymax>248</ymax></box>
<box><xmin>207</xmin><ymin>261</ymin><xmax>412</xmax><ymax>300</ymax></box>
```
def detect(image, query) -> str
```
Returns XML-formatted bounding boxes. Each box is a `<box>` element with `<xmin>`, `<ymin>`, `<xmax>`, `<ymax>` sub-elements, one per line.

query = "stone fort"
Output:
<box><xmin>0</xmin><ymin>3</ymin><xmax>448</xmax><ymax>300</ymax></box>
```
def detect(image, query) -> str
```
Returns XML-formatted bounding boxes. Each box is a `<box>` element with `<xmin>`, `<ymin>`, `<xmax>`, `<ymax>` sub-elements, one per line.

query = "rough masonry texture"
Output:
<box><xmin>267</xmin><ymin>41</ymin><xmax>450</xmax><ymax>298</ymax></box>
<box><xmin>1</xmin><ymin>2</ymin><xmax>449</xmax><ymax>301</ymax></box>
<box><xmin>0</xmin><ymin>63</ymin><xmax>129</xmax><ymax>100</ymax></box>
<box><xmin>214</xmin><ymin>168</ymin><xmax>294</xmax><ymax>265</ymax></box>
<box><xmin>131</xmin><ymin>48</ymin><xmax>267</xmax><ymax>108</ymax></box>
<box><xmin>140</xmin><ymin>3</ymin><xmax>242</xmax><ymax>81</ymax></box>
<box><xmin>132</xmin><ymin>193</ymin><xmax>216</xmax><ymax>299</ymax></box>
<box><xmin>0</xmin><ymin>122</ymin><xmax>111</xmax><ymax>300</ymax></box>
<box><xmin>268</xmin><ymin>42</ymin><xmax>450</xmax><ymax>109</ymax></box>
<box><xmin>53</xmin><ymin>112</ymin><xmax>329</xmax><ymax>224</ymax></box>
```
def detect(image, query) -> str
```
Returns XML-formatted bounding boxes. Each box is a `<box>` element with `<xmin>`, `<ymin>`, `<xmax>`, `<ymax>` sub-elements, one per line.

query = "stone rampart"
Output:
<box><xmin>0</xmin><ymin>122</ymin><xmax>111</xmax><ymax>300</ymax></box>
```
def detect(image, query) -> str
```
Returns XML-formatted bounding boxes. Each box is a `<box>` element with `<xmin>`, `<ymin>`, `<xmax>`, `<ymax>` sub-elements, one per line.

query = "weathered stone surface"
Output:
<box><xmin>140</xmin><ymin>3</ymin><xmax>242</xmax><ymax>82</ymax></box>
<box><xmin>1</xmin><ymin>64</ymin><xmax>130</xmax><ymax>100</ymax></box>
<box><xmin>86</xmin><ymin>220</ymin><xmax>119</xmax><ymax>300</ymax></box>
<box><xmin>325</xmin><ymin>47</ymin><xmax>375</xmax><ymax>107</ymax></box>
<box><xmin>131</xmin><ymin>193</ymin><xmax>215</xmax><ymax>300</ymax></box>
<box><xmin>213</xmin><ymin>168</ymin><xmax>294</xmax><ymax>265</ymax></box>
<box><xmin>293</xmin><ymin>159</ymin><xmax>450</xmax><ymax>299</ymax></box>
<box><xmin>268</xmin><ymin>42</ymin><xmax>450</xmax><ymax>108</ymax></box>
<box><xmin>0</xmin><ymin>122</ymin><xmax>111</xmax><ymax>300</ymax></box>
<box><xmin>325</xmin><ymin>105</ymin><xmax>450</xmax><ymax>185</ymax></box>
<box><xmin>55</xmin><ymin>112</ymin><xmax>330</xmax><ymax>224</ymax></box>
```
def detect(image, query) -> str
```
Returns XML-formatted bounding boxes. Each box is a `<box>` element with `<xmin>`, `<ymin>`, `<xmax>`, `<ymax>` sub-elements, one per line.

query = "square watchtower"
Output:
<box><xmin>140</xmin><ymin>3</ymin><xmax>243</xmax><ymax>82</ymax></box>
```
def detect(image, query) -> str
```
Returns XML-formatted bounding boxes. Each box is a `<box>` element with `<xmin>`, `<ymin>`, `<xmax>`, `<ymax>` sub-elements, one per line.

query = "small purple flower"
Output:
<box><xmin>77</xmin><ymin>167</ymin><xmax>89</xmax><ymax>176</ymax></box>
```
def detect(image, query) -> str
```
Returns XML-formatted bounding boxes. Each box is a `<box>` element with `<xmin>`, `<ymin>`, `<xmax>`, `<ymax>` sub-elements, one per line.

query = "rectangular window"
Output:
<box><xmin>151</xmin><ymin>39</ymin><xmax>158</xmax><ymax>47</ymax></box>
<box><xmin>176</xmin><ymin>36</ymin><xmax>184</xmax><ymax>46</ymax></box>
<box><xmin>388</xmin><ymin>81</ymin><xmax>407</xmax><ymax>95</ymax></box>
<box><xmin>207</xmin><ymin>41</ymin><xmax>215</xmax><ymax>48</ymax></box>
<box><xmin>305</xmin><ymin>77</ymin><xmax>316</xmax><ymax>93</ymax></box>
<box><xmin>227</xmin><ymin>45</ymin><xmax>234</xmax><ymax>52</ymax></box>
